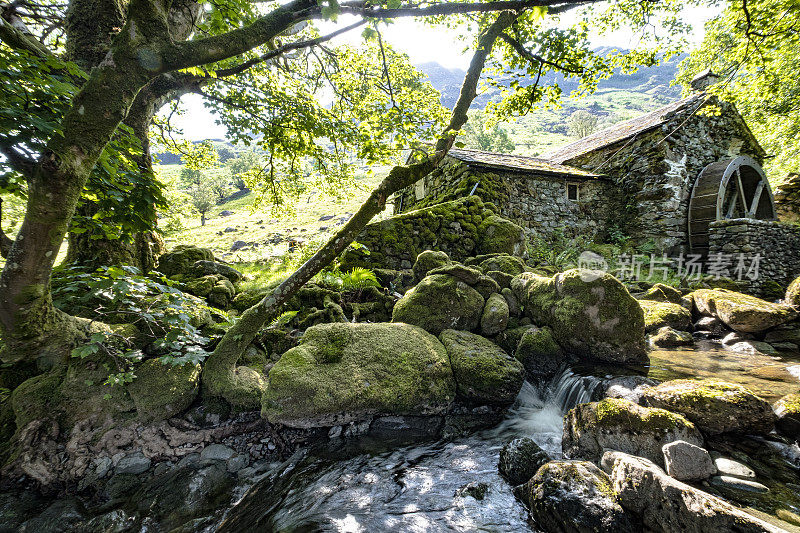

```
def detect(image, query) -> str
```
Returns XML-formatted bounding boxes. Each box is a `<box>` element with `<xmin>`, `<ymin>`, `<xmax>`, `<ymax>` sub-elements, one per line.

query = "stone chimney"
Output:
<box><xmin>690</xmin><ymin>69</ymin><xmax>720</xmax><ymax>92</ymax></box>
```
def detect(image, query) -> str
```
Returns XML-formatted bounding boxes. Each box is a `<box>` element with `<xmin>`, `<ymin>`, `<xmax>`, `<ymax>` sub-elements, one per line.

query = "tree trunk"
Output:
<box><xmin>201</xmin><ymin>11</ymin><xmax>517</xmax><ymax>409</ymax></box>
<box><xmin>201</xmin><ymin>212</ymin><xmax>206</xmax><ymax>226</ymax></box>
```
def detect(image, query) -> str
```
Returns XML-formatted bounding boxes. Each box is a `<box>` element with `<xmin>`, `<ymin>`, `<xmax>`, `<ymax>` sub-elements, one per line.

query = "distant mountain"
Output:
<box><xmin>416</xmin><ymin>52</ymin><xmax>684</xmax><ymax>109</ymax></box>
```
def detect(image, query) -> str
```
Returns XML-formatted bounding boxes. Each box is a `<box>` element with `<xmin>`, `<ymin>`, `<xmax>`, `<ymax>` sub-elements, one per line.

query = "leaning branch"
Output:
<box><xmin>201</xmin><ymin>10</ymin><xmax>518</xmax><ymax>409</ymax></box>
<box><xmin>0</xmin><ymin>13</ymin><xmax>52</xmax><ymax>56</ymax></box>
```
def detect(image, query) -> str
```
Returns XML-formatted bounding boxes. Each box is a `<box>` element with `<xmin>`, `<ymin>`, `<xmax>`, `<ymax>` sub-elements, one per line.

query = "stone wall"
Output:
<box><xmin>708</xmin><ymin>219</ymin><xmax>800</xmax><ymax>297</ymax></box>
<box><xmin>393</xmin><ymin>157</ymin><xmax>612</xmax><ymax>241</ymax></box>
<box><xmin>341</xmin><ymin>196</ymin><xmax>525</xmax><ymax>271</ymax></box>
<box><xmin>564</xmin><ymin>98</ymin><xmax>764</xmax><ymax>254</ymax></box>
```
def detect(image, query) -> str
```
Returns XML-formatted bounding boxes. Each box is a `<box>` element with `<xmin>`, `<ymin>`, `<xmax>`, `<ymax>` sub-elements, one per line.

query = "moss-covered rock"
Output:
<box><xmin>157</xmin><ymin>245</ymin><xmax>214</xmax><ymax>279</ymax></box>
<box><xmin>184</xmin><ymin>275</ymin><xmax>218</xmax><ymax>298</ymax></box>
<box><xmin>473</xmin><ymin>254</ymin><xmax>527</xmax><ymax>276</ymax></box>
<box><xmin>640</xmin><ymin>283</ymin><xmax>683</xmax><ymax>304</ymax></box>
<box><xmin>127</xmin><ymin>360</ymin><xmax>201</xmax><ymax>422</ymax></box>
<box><xmin>785</xmin><ymin>276</ymin><xmax>800</xmax><ymax>307</ymax></box>
<box><xmin>10</xmin><ymin>370</ymin><xmax>64</xmax><ymax>428</ymax></box>
<box><xmin>190</xmin><ymin>260</ymin><xmax>243</xmax><ymax>283</ymax></box>
<box><xmin>639</xmin><ymin>300</ymin><xmax>692</xmax><ymax>333</ymax></box>
<box><xmin>439</xmin><ymin>330</ymin><xmax>523</xmax><ymax>407</ymax></box>
<box><xmin>512</xmin><ymin>269</ymin><xmax>647</xmax><ymax>364</ymax></box>
<box><xmin>773</xmin><ymin>393</ymin><xmax>800</xmax><ymax>440</ymax></box>
<box><xmin>642</xmin><ymin>379</ymin><xmax>776</xmax><ymax>435</ymax></box>
<box><xmin>412</xmin><ymin>250</ymin><xmax>451</xmax><ymax>282</ymax></box>
<box><xmin>691</xmin><ymin>289</ymin><xmax>797</xmax><ymax>333</ymax></box>
<box><xmin>649</xmin><ymin>326</ymin><xmax>693</xmax><ymax>348</ymax></box>
<box><xmin>563</xmin><ymin>398</ymin><xmax>703</xmax><ymax>465</ymax></box>
<box><xmin>207</xmin><ymin>278</ymin><xmax>235</xmax><ymax>309</ymax></box>
<box><xmin>392</xmin><ymin>274</ymin><xmax>484</xmax><ymax>335</ymax></box>
<box><xmin>521</xmin><ymin>460</ymin><xmax>637</xmax><ymax>533</ymax></box>
<box><xmin>499</xmin><ymin>437</ymin><xmax>550</xmax><ymax>486</ymax></box>
<box><xmin>514</xmin><ymin>326</ymin><xmax>564</xmax><ymax>382</ymax></box>
<box><xmin>261</xmin><ymin>322</ymin><xmax>455</xmax><ymax>427</ymax></box>
<box><xmin>476</xmin><ymin>215</ymin><xmax>526</xmax><ymax>257</ymax></box>
<box><xmin>473</xmin><ymin>275</ymin><xmax>501</xmax><ymax>300</ymax></box>
<box><xmin>480</xmin><ymin>293</ymin><xmax>509</xmax><ymax>336</ymax></box>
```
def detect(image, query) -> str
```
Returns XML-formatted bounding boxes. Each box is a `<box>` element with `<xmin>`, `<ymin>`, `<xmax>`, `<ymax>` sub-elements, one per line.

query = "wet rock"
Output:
<box><xmin>19</xmin><ymin>499</ymin><xmax>86</xmax><ymax>533</ymax></box>
<box><xmin>709</xmin><ymin>475</ymin><xmax>769</xmax><ymax>493</ymax></box>
<box><xmin>691</xmin><ymin>289</ymin><xmax>796</xmax><ymax>333</ymax></box>
<box><xmin>563</xmin><ymin>398</ymin><xmax>703</xmax><ymax>466</ymax></box>
<box><xmin>455</xmin><ymin>481</ymin><xmax>489</xmax><ymax>500</ymax></box>
<box><xmin>512</xmin><ymin>269</ymin><xmax>647</xmax><ymax>364</ymax></box>
<box><xmin>521</xmin><ymin>460</ymin><xmax>638</xmax><ymax>533</ymax></box>
<box><xmin>115</xmin><ymin>452</ymin><xmax>151</xmax><ymax>475</ymax></box>
<box><xmin>480</xmin><ymin>293</ymin><xmax>509</xmax><ymax>336</ymax></box>
<box><xmin>439</xmin><ymin>330</ymin><xmax>523</xmax><ymax>407</ymax></box>
<box><xmin>604</xmin><ymin>451</ymin><xmax>784</xmax><ymax>533</ymax></box>
<box><xmin>662</xmin><ymin>440</ymin><xmax>716</xmax><ymax>481</ymax></box>
<box><xmin>127</xmin><ymin>359</ymin><xmax>200</xmax><ymax>422</ymax></box>
<box><xmin>262</xmin><ymin>322</ymin><xmax>454</xmax><ymax>427</ymax></box>
<box><xmin>392</xmin><ymin>274</ymin><xmax>484</xmax><ymax>335</ymax></box>
<box><xmin>773</xmin><ymin>393</ymin><xmax>800</xmax><ymax>440</ymax></box>
<box><xmin>412</xmin><ymin>250</ymin><xmax>450</xmax><ymax>282</ymax></box>
<box><xmin>639</xmin><ymin>300</ymin><xmax>692</xmax><ymax>332</ymax></box>
<box><xmin>597</xmin><ymin>375</ymin><xmax>658</xmax><ymax>405</ymax></box>
<box><xmin>200</xmin><ymin>444</ymin><xmax>236</xmax><ymax>463</ymax></box>
<box><xmin>226</xmin><ymin>454</ymin><xmax>250</xmax><ymax>473</ymax></box>
<box><xmin>694</xmin><ymin>316</ymin><xmax>728</xmax><ymax>335</ymax></box>
<box><xmin>514</xmin><ymin>326</ymin><xmax>564</xmax><ymax>382</ymax></box>
<box><xmin>650</xmin><ymin>326</ymin><xmax>694</xmax><ymax>347</ymax></box>
<box><xmin>498</xmin><ymin>437</ymin><xmax>550</xmax><ymax>486</ymax></box>
<box><xmin>642</xmin><ymin>379</ymin><xmax>776</xmax><ymax>435</ymax></box>
<box><xmin>640</xmin><ymin>283</ymin><xmax>683</xmax><ymax>304</ymax></box>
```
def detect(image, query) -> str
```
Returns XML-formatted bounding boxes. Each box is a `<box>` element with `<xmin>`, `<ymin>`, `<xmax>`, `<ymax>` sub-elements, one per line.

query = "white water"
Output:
<box><xmin>217</xmin><ymin>369</ymin><xmax>602</xmax><ymax>532</ymax></box>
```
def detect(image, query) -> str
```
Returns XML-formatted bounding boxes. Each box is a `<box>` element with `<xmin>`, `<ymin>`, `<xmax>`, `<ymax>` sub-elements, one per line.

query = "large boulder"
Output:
<box><xmin>639</xmin><ymin>300</ymin><xmax>692</xmax><ymax>333</ymax></box>
<box><xmin>661</xmin><ymin>440</ymin><xmax>716</xmax><ymax>481</ymax></box>
<box><xmin>480</xmin><ymin>293</ymin><xmax>509</xmax><ymax>336</ymax></box>
<box><xmin>392</xmin><ymin>274</ymin><xmax>484</xmax><ymax>335</ymax></box>
<box><xmin>470</xmin><ymin>253</ymin><xmax>528</xmax><ymax>276</ymax></box>
<box><xmin>190</xmin><ymin>260</ymin><xmax>244</xmax><ymax>283</ymax></box>
<box><xmin>649</xmin><ymin>326</ymin><xmax>693</xmax><ymax>348</ymax></box>
<box><xmin>691</xmin><ymin>289</ymin><xmax>796</xmax><ymax>334</ymax></box>
<box><xmin>604</xmin><ymin>451</ymin><xmax>786</xmax><ymax>533</ymax></box>
<box><xmin>773</xmin><ymin>393</ymin><xmax>800</xmax><ymax>440</ymax></box>
<box><xmin>439</xmin><ymin>330</ymin><xmax>523</xmax><ymax>407</ymax></box>
<box><xmin>261</xmin><ymin>322</ymin><xmax>455</xmax><ymax>427</ymax></box>
<box><xmin>127</xmin><ymin>360</ymin><xmax>201</xmax><ymax>422</ymax></box>
<box><xmin>521</xmin><ymin>460</ymin><xmax>638</xmax><ymax>533</ymax></box>
<box><xmin>498</xmin><ymin>437</ymin><xmax>550</xmax><ymax>486</ymax></box>
<box><xmin>476</xmin><ymin>215</ymin><xmax>526</xmax><ymax>257</ymax></box>
<box><xmin>785</xmin><ymin>275</ymin><xmax>800</xmax><ymax>307</ymax></box>
<box><xmin>642</xmin><ymin>379</ymin><xmax>776</xmax><ymax>435</ymax></box>
<box><xmin>562</xmin><ymin>398</ymin><xmax>703</xmax><ymax>466</ymax></box>
<box><xmin>157</xmin><ymin>246</ymin><xmax>214</xmax><ymax>279</ymax></box>
<box><xmin>412</xmin><ymin>250</ymin><xmax>451</xmax><ymax>282</ymax></box>
<box><xmin>511</xmin><ymin>270</ymin><xmax>647</xmax><ymax>364</ymax></box>
<box><xmin>640</xmin><ymin>283</ymin><xmax>683</xmax><ymax>304</ymax></box>
<box><xmin>514</xmin><ymin>326</ymin><xmax>564</xmax><ymax>382</ymax></box>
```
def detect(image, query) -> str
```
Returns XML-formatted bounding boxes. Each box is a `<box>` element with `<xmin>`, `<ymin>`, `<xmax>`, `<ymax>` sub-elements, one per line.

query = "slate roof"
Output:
<box><xmin>543</xmin><ymin>93</ymin><xmax>706</xmax><ymax>164</ymax></box>
<box><xmin>447</xmin><ymin>147</ymin><xmax>599</xmax><ymax>179</ymax></box>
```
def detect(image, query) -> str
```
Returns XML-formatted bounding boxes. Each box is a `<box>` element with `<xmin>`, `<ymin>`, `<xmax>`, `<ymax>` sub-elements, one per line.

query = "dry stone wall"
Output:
<box><xmin>394</xmin><ymin>157</ymin><xmax>611</xmax><ymax>241</ymax></box>
<box><xmin>708</xmin><ymin>219</ymin><xmax>800</xmax><ymax>297</ymax></box>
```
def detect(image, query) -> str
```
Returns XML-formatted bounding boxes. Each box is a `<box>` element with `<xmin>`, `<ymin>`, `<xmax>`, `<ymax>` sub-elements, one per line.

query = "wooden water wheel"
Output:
<box><xmin>688</xmin><ymin>155</ymin><xmax>776</xmax><ymax>257</ymax></box>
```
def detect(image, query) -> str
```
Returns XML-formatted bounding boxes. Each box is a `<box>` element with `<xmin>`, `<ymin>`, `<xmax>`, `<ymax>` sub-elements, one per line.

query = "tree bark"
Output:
<box><xmin>201</xmin><ymin>11</ymin><xmax>518</xmax><ymax>409</ymax></box>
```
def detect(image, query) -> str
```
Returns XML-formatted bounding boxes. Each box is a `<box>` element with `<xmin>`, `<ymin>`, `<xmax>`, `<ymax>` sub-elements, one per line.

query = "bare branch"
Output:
<box><xmin>500</xmin><ymin>32</ymin><xmax>584</xmax><ymax>74</ymax></box>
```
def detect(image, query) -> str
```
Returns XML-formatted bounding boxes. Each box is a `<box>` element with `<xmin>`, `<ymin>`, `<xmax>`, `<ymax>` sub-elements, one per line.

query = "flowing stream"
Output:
<box><xmin>213</xmin><ymin>369</ymin><xmax>603</xmax><ymax>532</ymax></box>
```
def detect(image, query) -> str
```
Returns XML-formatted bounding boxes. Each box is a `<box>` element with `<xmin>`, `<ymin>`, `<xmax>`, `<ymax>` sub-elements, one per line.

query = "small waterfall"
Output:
<box><xmin>547</xmin><ymin>368</ymin><xmax>604</xmax><ymax>412</ymax></box>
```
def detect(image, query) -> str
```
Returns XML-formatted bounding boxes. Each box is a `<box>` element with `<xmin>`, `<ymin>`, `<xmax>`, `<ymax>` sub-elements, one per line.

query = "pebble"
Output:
<box><xmin>200</xmin><ymin>444</ymin><xmax>235</xmax><ymax>463</ymax></box>
<box><xmin>114</xmin><ymin>452</ymin><xmax>151</xmax><ymax>475</ymax></box>
<box><xmin>713</xmin><ymin>457</ymin><xmax>756</xmax><ymax>479</ymax></box>
<box><xmin>710</xmin><ymin>475</ymin><xmax>769</xmax><ymax>493</ymax></box>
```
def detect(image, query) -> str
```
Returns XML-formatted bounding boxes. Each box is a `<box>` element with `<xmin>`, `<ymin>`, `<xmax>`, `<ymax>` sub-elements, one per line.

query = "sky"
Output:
<box><xmin>170</xmin><ymin>4</ymin><xmax>718</xmax><ymax>141</ymax></box>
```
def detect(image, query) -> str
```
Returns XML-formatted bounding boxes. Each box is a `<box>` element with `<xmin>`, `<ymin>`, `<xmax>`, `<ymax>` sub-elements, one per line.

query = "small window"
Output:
<box><xmin>566</xmin><ymin>183</ymin><xmax>579</xmax><ymax>201</ymax></box>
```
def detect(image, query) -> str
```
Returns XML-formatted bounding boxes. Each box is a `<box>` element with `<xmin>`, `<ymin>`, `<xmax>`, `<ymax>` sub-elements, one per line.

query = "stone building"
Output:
<box><xmin>394</xmin><ymin>78</ymin><xmax>800</xmax><ymax>293</ymax></box>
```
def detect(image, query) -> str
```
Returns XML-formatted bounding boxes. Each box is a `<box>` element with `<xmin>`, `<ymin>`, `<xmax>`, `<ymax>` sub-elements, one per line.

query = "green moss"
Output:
<box><xmin>392</xmin><ymin>274</ymin><xmax>485</xmax><ymax>335</ymax></box>
<box><xmin>261</xmin><ymin>322</ymin><xmax>455</xmax><ymax>427</ymax></box>
<box><xmin>594</xmin><ymin>397</ymin><xmax>693</xmax><ymax>433</ymax></box>
<box><xmin>777</xmin><ymin>393</ymin><xmax>800</xmax><ymax>413</ymax></box>
<box><xmin>127</xmin><ymin>359</ymin><xmax>200</xmax><ymax>422</ymax></box>
<box><xmin>157</xmin><ymin>245</ymin><xmax>214</xmax><ymax>278</ymax></box>
<box><xmin>10</xmin><ymin>369</ymin><xmax>64</xmax><ymax>428</ymax></box>
<box><xmin>638</xmin><ymin>300</ymin><xmax>692</xmax><ymax>332</ymax></box>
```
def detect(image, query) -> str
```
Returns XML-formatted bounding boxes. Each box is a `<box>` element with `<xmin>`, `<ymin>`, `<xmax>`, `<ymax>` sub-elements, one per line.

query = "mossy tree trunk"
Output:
<box><xmin>0</xmin><ymin>0</ymin><xmax>318</xmax><ymax>364</ymax></box>
<box><xmin>201</xmin><ymin>11</ymin><xmax>518</xmax><ymax>409</ymax></box>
